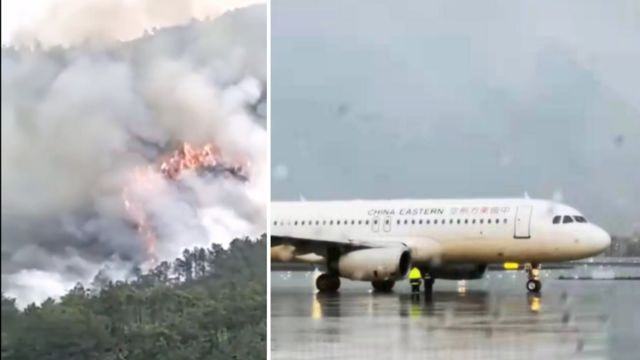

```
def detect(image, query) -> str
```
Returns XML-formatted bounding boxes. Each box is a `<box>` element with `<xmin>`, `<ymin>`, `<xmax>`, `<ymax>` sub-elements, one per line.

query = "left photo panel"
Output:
<box><xmin>1</xmin><ymin>1</ymin><xmax>267</xmax><ymax>359</ymax></box>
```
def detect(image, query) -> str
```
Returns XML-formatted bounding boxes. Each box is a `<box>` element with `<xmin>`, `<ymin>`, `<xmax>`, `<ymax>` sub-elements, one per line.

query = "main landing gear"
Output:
<box><xmin>316</xmin><ymin>273</ymin><xmax>340</xmax><ymax>292</ymax></box>
<box><xmin>525</xmin><ymin>263</ymin><xmax>542</xmax><ymax>293</ymax></box>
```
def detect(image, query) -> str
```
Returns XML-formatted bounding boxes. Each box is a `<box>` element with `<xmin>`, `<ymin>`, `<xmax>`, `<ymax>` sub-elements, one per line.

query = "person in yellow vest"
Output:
<box><xmin>409</xmin><ymin>267</ymin><xmax>422</xmax><ymax>293</ymax></box>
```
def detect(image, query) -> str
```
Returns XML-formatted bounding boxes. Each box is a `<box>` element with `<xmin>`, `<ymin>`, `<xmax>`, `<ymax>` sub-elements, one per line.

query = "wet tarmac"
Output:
<box><xmin>271</xmin><ymin>265</ymin><xmax>640</xmax><ymax>359</ymax></box>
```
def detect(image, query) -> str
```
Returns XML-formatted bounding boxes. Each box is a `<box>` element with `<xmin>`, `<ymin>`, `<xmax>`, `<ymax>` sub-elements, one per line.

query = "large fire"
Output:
<box><xmin>122</xmin><ymin>142</ymin><xmax>248</xmax><ymax>262</ymax></box>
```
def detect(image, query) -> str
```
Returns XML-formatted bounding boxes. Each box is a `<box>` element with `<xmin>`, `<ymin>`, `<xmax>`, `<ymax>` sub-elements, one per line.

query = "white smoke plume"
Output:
<box><xmin>5</xmin><ymin>0</ymin><xmax>263</xmax><ymax>48</ymax></box>
<box><xmin>1</xmin><ymin>2</ymin><xmax>266</xmax><ymax>307</ymax></box>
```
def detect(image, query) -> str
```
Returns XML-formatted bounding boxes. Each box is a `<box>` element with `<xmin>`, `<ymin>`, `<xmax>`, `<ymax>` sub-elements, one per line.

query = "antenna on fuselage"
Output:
<box><xmin>523</xmin><ymin>191</ymin><xmax>530</xmax><ymax>199</ymax></box>
<box><xmin>299</xmin><ymin>194</ymin><xmax>307</xmax><ymax>202</ymax></box>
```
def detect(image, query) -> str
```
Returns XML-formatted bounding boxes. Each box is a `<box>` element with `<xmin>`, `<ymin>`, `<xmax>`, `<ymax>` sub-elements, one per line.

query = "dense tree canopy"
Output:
<box><xmin>1</xmin><ymin>235</ymin><xmax>266</xmax><ymax>360</ymax></box>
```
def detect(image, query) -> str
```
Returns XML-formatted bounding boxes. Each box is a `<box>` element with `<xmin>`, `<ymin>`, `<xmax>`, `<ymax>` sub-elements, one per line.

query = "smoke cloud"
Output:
<box><xmin>1</xmin><ymin>2</ymin><xmax>266</xmax><ymax>307</ymax></box>
<box><xmin>5</xmin><ymin>0</ymin><xmax>262</xmax><ymax>47</ymax></box>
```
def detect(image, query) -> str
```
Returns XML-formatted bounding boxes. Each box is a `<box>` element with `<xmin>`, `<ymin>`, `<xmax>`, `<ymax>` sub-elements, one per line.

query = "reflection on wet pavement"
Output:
<box><xmin>271</xmin><ymin>267</ymin><xmax>640</xmax><ymax>359</ymax></box>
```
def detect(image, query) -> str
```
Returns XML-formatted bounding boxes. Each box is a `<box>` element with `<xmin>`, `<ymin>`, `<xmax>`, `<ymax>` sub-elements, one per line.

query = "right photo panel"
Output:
<box><xmin>270</xmin><ymin>0</ymin><xmax>640</xmax><ymax>359</ymax></box>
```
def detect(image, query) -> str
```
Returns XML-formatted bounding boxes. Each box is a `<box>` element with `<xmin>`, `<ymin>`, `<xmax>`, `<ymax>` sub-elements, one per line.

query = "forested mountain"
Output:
<box><xmin>1</xmin><ymin>235</ymin><xmax>266</xmax><ymax>360</ymax></box>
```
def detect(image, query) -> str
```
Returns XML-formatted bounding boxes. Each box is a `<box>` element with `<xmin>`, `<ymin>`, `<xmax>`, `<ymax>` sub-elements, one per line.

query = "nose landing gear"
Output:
<box><xmin>525</xmin><ymin>263</ymin><xmax>542</xmax><ymax>293</ymax></box>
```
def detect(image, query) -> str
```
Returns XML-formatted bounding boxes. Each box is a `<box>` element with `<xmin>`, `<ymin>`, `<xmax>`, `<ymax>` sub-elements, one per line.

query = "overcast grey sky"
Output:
<box><xmin>271</xmin><ymin>0</ymin><xmax>640</xmax><ymax>235</ymax></box>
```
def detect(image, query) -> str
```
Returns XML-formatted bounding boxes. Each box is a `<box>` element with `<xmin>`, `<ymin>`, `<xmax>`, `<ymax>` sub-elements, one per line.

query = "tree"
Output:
<box><xmin>1</xmin><ymin>235</ymin><xmax>266</xmax><ymax>360</ymax></box>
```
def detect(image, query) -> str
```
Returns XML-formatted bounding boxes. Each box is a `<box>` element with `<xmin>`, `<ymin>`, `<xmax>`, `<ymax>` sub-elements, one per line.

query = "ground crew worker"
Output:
<box><xmin>409</xmin><ymin>267</ymin><xmax>422</xmax><ymax>293</ymax></box>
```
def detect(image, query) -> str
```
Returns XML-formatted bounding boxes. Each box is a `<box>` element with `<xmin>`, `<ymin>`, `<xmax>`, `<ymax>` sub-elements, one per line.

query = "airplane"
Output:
<box><xmin>270</xmin><ymin>198</ymin><xmax>611</xmax><ymax>293</ymax></box>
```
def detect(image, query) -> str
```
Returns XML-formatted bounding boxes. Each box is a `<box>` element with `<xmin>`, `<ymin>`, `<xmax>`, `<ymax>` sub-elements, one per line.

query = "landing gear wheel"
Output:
<box><xmin>371</xmin><ymin>280</ymin><xmax>395</xmax><ymax>292</ymax></box>
<box><xmin>316</xmin><ymin>273</ymin><xmax>340</xmax><ymax>292</ymax></box>
<box><xmin>525</xmin><ymin>263</ymin><xmax>542</xmax><ymax>293</ymax></box>
<box><xmin>526</xmin><ymin>279</ymin><xmax>541</xmax><ymax>293</ymax></box>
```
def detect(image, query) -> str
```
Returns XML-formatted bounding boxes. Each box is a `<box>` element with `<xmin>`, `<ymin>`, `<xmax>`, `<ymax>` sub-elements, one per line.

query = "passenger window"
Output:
<box><xmin>374</xmin><ymin>220</ymin><xmax>378</xmax><ymax>225</ymax></box>
<box><xmin>480</xmin><ymin>219</ymin><xmax>484</xmax><ymax>224</ymax></box>
<box><xmin>457</xmin><ymin>219</ymin><xmax>461</xmax><ymax>224</ymax></box>
<box><xmin>563</xmin><ymin>216</ymin><xmax>573</xmax><ymax>224</ymax></box>
<box><xmin>574</xmin><ymin>216</ymin><xmax>587</xmax><ymax>223</ymax></box>
<box><xmin>449</xmin><ymin>219</ymin><xmax>453</xmax><ymax>224</ymax></box>
<box><xmin>397</xmin><ymin>219</ymin><xmax>401</xmax><ymax>225</ymax></box>
<box><xmin>472</xmin><ymin>219</ymin><xmax>476</xmax><ymax>224</ymax></box>
<box><xmin>329</xmin><ymin>220</ymin><xmax>333</xmax><ymax>225</ymax></box>
<box><xmin>323</xmin><ymin>220</ymin><xmax>327</xmax><ymax>225</ymax></box>
<box><xmin>336</xmin><ymin>220</ymin><xmax>340</xmax><ymax>225</ymax></box>
<box><xmin>426</xmin><ymin>220</ymin><xmax>431</xmax><ymax>225</ymax></box>
<box><xmin>419</xmin><ymin>219</ymin><xmax>423</xmax><ymax>225</ymax></box>
<box><xmin>294</xmin><ymin>221</ymin><xmax>298</xmax><ymax>226</ymax></box>
<box><xmin>552</xmin><ymin>215</ymin><xmax>561</xmax><ymax>224</ymax></box>
<box><xmin>488</xmin><ymin>219</ymin><xmax>492</xmax><ymax>224</ymax></box>
<box><xmin>404</xmin><ymin>219</ymin><xmax>408</xmax><ymax>225</ymax></box>
<box><xmin>358</xmin><ymin>220</ymin><xmax>362</xmax><ymax>225</ymax></box>
<box><xmin>351</xmin><ymin>220</ymin><xmax>355</xmax><ymax>225</ymax></box>
<box><xmin>365</xmin><ymin>220</ymin><xmax>369</xmax><ymax>225</ymax></box>
<box><xmin>273</xmin><ymin>221</ymin><xmax>277</xmax><ymax>226</ymax></box>
<box><xmin>411</xmin><ymin>219</ymin><xmax>415</xmax><ymax>225</ymax></box>
<box><xmin>465</xmin><ymin>219</ymin><xmax>469</xmax><ymax>224</ymax></box>
<box><xmin>385</xmin><ymin>219</ymin><xmax>389</xmax><ymax>225</ymax></box>
<box><xmin>316</xmin><ymin>221</ymin><xmax>319</xmax><ymax>225</ymax></box>
<box><xmin>434</xmin><ymin>220</ymin><xmax>438</xmax><ymax>224</ymax></box>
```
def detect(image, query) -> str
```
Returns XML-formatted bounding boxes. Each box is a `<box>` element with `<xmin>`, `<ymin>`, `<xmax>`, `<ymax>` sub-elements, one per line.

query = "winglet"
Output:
<box><xmin>523</xmin><ymin>191</ymin><xmax>530</xmax><ymax>199</ymax></box>
<box><xmin>299</xmin><ymin>194</ymin><xmax>306</xmax><ymax>202</ymax></box>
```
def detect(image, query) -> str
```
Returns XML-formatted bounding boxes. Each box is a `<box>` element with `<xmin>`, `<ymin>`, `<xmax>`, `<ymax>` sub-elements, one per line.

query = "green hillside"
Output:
<box><xmin>1</xmin><ymin>235</ymin><xmax>266</xmax><ymax>360</ymax></box>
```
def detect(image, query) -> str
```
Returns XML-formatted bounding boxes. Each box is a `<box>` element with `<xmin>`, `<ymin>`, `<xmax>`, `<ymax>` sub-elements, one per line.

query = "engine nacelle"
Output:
<box><xmin>337</xmin><ymin>247</ymin><xmax>411</xmax><ymax>281</ymax></box>
<box><xmin>430</xmin><ymin>263</ymin><xmax>487</xmax><ymax>280</ymax></box>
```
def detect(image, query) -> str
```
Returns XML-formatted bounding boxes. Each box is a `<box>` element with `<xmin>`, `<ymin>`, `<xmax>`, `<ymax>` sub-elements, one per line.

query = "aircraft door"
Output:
<box><xmin>383</xmin><ymin>216</ymin><xmax>392</xmax><ymax>232</ymax></box>
<box><xmin>371</xmin><ymin>216</ymin><xmax>380</xmax><ymax>232</ymax></box>
<box><xmin>514</xmin><ymin>205</ymin><xmax>533</xmax><ymax>239</ymax></box>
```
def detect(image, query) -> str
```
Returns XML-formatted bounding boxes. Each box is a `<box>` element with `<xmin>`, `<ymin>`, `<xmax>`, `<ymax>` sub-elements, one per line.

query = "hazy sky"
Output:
<box><xmin>1</xmin><ymin>0</ymin><xmax>262</xmax><ymax>46</ymax></box>
<box><xmin>271</xmin><ymin>0</ymin><xmax>640</xmax><ymax>235</ymax></box>
<box><xmin>1</xmin><ymin>0</ymin><xmax>53</xmax><ymax>44</ymax></box>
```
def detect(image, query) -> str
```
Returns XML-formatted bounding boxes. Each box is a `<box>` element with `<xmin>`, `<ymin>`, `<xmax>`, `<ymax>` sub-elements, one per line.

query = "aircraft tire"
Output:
<box><xmin>316</xmin><ymin>273</ymin><xmax>341</xmax><ymax>292</ymax></box>
<box><xmin>526</xmin><ymin>279</ymin><xmax>541</xmax><ymax>293</ymax></box>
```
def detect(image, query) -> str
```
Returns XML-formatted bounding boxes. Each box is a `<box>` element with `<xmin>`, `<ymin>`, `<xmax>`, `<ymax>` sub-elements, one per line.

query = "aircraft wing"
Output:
<box><xmin>270</xmin><ymin>234</ymin><xmax>430</xmax><ymax>265</ymax></box>
<box><xmin>272</xmin><ymin>234</ymin><xmax>408</xmax><ymax>250</ymax></box>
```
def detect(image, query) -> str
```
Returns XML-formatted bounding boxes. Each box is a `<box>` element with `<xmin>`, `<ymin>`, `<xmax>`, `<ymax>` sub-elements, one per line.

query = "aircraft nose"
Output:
<box><xmin>590</xmin><ymin>226</ymin><xmax>611</xmax><ymax>253</ymax></box>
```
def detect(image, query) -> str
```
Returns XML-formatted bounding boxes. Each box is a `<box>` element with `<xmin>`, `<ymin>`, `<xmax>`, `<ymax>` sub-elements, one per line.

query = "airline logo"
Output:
<box><xmin>367</xmin><ymin>206</ymin><xmax>511</xmax><ymax>217</ymax></box>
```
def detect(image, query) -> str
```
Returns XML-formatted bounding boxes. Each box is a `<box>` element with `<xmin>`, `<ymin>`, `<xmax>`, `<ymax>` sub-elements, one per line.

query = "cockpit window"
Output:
<box><xmin>574</xmin><ymin>216</ymin><xmax>587</xmax><ymax>223</ymax></box>
<box><xmin>562</xmin><ymin>215</ymin><xmax>574</xmax><ymax>224</ymax></box>
<box><xmin>552</xmin><ymin>215</ymin><xmax>561</xmax><ymax>224</ymax></box>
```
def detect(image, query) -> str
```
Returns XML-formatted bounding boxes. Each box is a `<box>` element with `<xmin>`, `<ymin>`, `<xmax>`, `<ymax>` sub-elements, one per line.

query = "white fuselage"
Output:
<box><xmin>271</xmin><ymin>198</ymin><xmax>611</xmax><ymax>265</ymax></box>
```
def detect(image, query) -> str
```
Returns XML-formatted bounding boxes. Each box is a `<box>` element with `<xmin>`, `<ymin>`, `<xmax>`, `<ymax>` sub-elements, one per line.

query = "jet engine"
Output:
<box><xmin>337</xmin><ymin>247</ymin><xmax>411</xmax><ymax>281</ymax></box>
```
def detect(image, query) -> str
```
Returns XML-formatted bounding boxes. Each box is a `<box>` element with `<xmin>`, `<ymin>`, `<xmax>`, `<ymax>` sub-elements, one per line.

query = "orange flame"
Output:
<box><xmin>122</xmin><ymin>142</ymin><xmax>248</xmax><ymax>262</ymax></box>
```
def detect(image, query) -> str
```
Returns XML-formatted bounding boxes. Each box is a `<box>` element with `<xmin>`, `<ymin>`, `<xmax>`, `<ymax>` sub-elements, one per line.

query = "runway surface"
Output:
<box><xmin>271</xmin><ymin>265</ymin><xmax>640</xmax><ymax>360</ymax></box>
